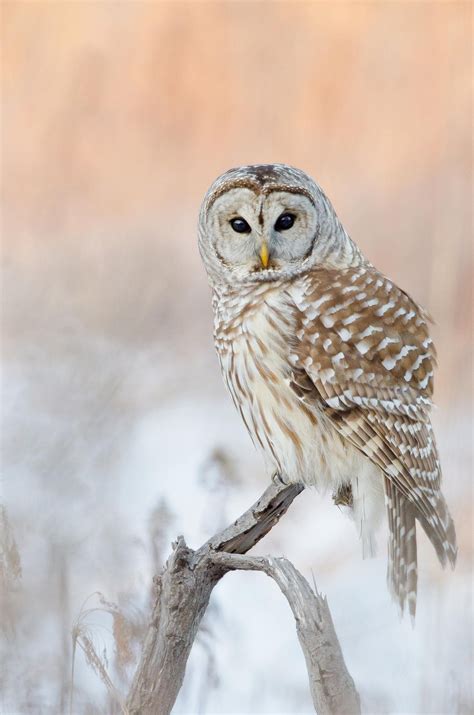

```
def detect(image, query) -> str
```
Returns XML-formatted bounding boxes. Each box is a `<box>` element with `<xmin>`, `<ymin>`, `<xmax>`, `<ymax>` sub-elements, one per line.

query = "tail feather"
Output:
<box><xmin>385</xmin><ymin>478</ymin><xmax>418</xmax><ymax>618</ymax></box>
<box><xmin>417</xmin><ymin>493</ymin><xmax>457</xmax><ymax>569</ymax></box>
<box><xmin>385</xmin><ymin>479</ymin><xmax>457</xmax><ymax>619</ymax></box>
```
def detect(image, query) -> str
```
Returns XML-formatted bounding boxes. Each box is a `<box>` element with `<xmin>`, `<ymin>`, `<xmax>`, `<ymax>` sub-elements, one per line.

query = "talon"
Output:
<box><xmin>333</xmin><ymin>483</ymin><xmax>353</xmax><ymax>507</ymax></box>
<box><xmin>271</xmin><ymin>472</ymin><xmax>288</xmax><ymax>486</ymax></box>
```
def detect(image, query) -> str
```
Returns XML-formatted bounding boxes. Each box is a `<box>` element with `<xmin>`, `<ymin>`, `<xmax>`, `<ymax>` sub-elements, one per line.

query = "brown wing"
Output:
<box><xmin>288</xmin><ymin>265</ymin><xmax>457</xmax><ymax>569</ymax></box>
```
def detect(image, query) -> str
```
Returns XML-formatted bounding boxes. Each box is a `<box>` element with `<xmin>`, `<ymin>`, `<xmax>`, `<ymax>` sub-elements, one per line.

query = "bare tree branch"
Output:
<box><xmin>126</xmin><ymin>480</ymin><xmax>360</xmax><ymax>715</ymax></box>
<box><xmin>210</xmin><ymin>552</ymin><xmax>360</xmax><ymax>715</ymax></box>
<box><xmin>205</xmin><ymin>480</ymin><xmax>304</xmax><ymax>554</ymax></box>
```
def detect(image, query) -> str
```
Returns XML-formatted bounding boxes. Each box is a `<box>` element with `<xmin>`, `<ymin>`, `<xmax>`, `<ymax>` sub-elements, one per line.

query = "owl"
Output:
<box><xmin>198</xmin><ymin>163</ymin><xmax>457</xmax><ymax>617</ymax></box>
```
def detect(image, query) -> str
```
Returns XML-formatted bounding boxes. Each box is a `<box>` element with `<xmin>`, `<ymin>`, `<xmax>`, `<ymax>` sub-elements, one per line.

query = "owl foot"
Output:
<box><xmin>271</xmin><ymin>472</ymin><xmax>290</xmax><ymax>487</ymax></box>
<box><xmin>333</xmin><ymin>483</ymin><xmax>353</xmax><ymax>508</ymax></box>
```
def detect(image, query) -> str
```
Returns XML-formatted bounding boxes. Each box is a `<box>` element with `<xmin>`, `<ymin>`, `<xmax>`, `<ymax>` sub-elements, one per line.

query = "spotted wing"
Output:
<box><xmin>289</xmin><ymin>266</ymin><xmax>457</xmax><ymax>612</ymax></box>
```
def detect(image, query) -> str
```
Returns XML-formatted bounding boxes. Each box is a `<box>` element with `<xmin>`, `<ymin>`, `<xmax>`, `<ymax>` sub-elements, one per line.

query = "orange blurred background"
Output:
<box><xmin>4</xmin><ymin>2</ymin><xmax>471</xmax><ymax>385</ymax></box>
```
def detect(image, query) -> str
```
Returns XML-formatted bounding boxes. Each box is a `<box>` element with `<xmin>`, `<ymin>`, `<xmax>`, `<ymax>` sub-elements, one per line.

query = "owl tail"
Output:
<box><xmin>385</xmin><ymin>479</ymin><xmax>418</xmax><ymax>619</ymax></box>
<box><xmin>416</xmin><ymin>493</ymin><xmax>458</xmax><ymax>569</ymax></box>
<box><xmin>385</xmin><ymin>480</ymin><xmax>457</xmax><ymax>619</ymax></box>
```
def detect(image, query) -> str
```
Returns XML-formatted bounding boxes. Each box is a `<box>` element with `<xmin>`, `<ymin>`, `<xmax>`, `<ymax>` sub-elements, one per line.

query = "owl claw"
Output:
<box><xmin>271</xmin><ymin>472</ymin><xmax>289</xmax><ymax>486</ymax></box>
<box><xmin>333</xmin><ymin>483</ymin><xmax>353</xmax><ymax>507</ymax></box>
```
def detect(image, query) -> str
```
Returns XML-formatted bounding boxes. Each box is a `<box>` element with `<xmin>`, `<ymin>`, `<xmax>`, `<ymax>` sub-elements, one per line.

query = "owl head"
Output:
<box><xmin>198</xmin><ymin>164</ymin><xmax>363</xmax><ymax>286</ymax></box>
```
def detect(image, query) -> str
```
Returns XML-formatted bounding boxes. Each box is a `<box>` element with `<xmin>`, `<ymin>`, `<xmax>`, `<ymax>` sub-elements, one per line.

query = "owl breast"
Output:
<box><xmin>214</xmin><ymin>282</ymin><xmax>372</xmax><ymax>494</ymax></box>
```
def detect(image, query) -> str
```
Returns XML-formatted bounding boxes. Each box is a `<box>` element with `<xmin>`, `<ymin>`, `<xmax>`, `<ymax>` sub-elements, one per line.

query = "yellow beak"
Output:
<box><xmin>260</xmin><ymin>242</ymin><xmax>269</xmax><ymax>268</ymax></box>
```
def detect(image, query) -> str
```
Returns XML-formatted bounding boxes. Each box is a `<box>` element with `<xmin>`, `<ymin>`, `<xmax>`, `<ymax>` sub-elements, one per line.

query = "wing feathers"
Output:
<box><xmin>288</xmin><ymin>266</ymin><xmax>457</xmax><ymax>598</ymax></box>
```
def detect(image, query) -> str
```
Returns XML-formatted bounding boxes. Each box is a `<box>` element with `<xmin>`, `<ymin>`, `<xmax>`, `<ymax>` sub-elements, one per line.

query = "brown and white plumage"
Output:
<box><xmin>198</xmin><ymin>164</ymin><xmax>457</xmax><ymax>617</ymax></box>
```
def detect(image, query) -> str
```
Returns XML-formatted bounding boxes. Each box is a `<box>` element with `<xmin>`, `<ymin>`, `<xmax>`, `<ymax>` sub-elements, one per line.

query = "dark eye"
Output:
<box><xmin>230</xmin><ymin>217</ymin><xmax>251</xmax><ymax>234</ymax></box>
<box><xmin>274</xmin><ymin>213</ymin><xmax>295</xmax><ymax>231</ymax></box>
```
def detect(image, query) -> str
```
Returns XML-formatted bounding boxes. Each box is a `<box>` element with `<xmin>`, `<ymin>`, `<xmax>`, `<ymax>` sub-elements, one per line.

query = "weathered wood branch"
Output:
<box><xmin>210</xmin><ymin>553</ymin><xmax>360</xmax><ymax>715</ymax></box>
<box><xmin>126</xmin><ymin>481</ymin><xmax>360</xmax><ymax>715</ymax></box>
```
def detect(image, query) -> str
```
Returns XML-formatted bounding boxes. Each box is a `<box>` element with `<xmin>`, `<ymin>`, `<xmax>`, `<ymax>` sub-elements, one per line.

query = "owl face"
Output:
<box><xmin>199</xmin><ymin>164</ymin><xmax>361</xmax><ymax>286</ymax></box>
<box><xmin>208</xmin><ymin>187</ymin><xmax>318</xmax><ymax>277</ymax></box>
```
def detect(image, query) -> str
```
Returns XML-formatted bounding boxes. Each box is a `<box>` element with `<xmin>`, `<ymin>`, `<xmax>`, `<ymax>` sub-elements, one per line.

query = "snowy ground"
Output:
<box><xmin>2</xmin><ymin>334</ymin><xmax>471</xmax><ymax>714</ymax></box>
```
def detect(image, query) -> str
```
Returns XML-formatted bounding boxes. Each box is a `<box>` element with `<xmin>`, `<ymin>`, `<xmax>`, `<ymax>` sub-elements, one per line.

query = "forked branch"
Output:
<box><xmin>126</xmin><ymin>481</ymin><xmax>360</xmax><ymax>715</ymax></box>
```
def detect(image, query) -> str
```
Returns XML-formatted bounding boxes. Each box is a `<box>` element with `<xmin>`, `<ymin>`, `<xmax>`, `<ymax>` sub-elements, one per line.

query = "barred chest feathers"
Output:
<box><xmin>213</xmin><ymin>280</ymin><xmax>384</xmax><ymax>551</ymax></box>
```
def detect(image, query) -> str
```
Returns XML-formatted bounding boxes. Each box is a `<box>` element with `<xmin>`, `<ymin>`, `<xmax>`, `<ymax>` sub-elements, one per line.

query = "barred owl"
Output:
<box><xmin>198</xmin><ymin>164</ymin><xmax>457</xmax><ymax>617</ymax></box>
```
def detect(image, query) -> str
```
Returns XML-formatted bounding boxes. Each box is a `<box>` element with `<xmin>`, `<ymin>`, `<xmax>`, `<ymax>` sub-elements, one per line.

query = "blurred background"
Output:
<box><xmin>1</xmin><ymin>2</ymin><xmax>472</xmax><ymax>713</ymax></box>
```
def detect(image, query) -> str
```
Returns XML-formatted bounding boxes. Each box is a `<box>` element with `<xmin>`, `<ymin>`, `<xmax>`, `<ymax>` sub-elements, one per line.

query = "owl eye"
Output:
<box><xmin>274</xmin><ymin>213</ymin><xmax>295</xmax><ymax>231</ymax></box>
<box><xmin>230</xmin><ymin>217</ymin><xmax>251</xmax><ymax>234</ymax></box>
